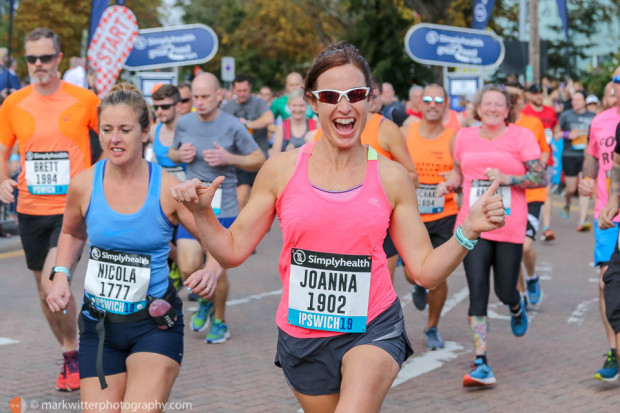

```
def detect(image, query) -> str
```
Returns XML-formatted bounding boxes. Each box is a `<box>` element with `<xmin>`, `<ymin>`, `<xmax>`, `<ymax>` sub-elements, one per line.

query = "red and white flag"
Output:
<box><xmin>87</xmin><ymin>5</ymin><xmax>138</xmax><ymax>98</ymax></box>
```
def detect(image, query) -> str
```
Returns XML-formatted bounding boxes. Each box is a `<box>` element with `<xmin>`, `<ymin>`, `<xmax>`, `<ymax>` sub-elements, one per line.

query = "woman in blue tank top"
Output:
<box><xmin>46</xmin><ymin>83</ymin><xmax>221</xmax><ymax>408</ymax></box>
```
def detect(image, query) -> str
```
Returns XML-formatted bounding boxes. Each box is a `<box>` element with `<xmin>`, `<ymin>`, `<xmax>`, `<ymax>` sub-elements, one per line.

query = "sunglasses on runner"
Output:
<box><xmin>24</xmin><ymin>54</ymin><xmax>58</xmax><ymax>64</ymax></box>
<box><xmin>613</xmin><ymin>75</ymin><xmax>620</xmax><ymax>84</ymax></box>
<box><xmin>422</xmin><ymin>96</ymin><xmax>445</xmax><ymax>104</ymax></box>
<box><xmin>310</xmin><ymin>87</ymin><xmax>370</xmax><ymax>104</ymax></box>
<box><xmin>179</xmin><ymin>98</ymin><xmax>191</xmax><ymax>103</ymax></box>
<box><xmin>153</xmin><ymin>103</ymin><xmax>175</xmax><ymax>110</ymax></box>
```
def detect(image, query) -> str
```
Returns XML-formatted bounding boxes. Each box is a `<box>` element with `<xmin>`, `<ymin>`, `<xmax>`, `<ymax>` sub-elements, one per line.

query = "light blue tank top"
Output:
<box><xmin>154</xmin><ymin>123</ymin><xmax>182</xmax><ymax>168</ymax></box>
<box><xmin>85</xmin><ymin>160</ymin><xmax>174</xmax><ymax>299</ymax></box>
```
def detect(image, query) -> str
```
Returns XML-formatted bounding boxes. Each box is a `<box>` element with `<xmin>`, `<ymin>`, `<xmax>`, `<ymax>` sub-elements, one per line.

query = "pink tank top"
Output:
<box><xmin>275</xmin><ymin>141</ymin><xmax>396</xmax><ymax>338</ymax></box>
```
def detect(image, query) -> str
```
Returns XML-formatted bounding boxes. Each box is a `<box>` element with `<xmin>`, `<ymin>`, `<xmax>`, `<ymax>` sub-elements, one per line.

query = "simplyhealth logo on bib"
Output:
<box><xmin>84</xmin><ymin>246</ymin><xmax>152</xmax><ymax>315</ymax></box>
<box><xmin>288</xmin><ymin>248</ymin><xmax>372</xmax><ymax>333</ymax></box>
<box><xmin>25</xmin><ymin>151</ymin><xmax>70</xmax><ymax>195</ymax></box>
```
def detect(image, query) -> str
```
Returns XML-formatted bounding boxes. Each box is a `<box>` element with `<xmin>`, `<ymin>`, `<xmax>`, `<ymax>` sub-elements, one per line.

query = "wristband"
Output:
<box><xmin>563</xmin><ymin>131</ymin><xmax>569</xmax><ymax>139</ymax></box>
<box><xmin>454</xmin><ymin>225</ymin><xmax>478</xmax><ymax>250</ymax></box>
<box><xmin>9</xmin><ymin>154</ymin><xmax>19</xmax><ymax>162</ymax></box>
<box><xmin>49</xmin><ymin>266</ymin><xmax>71</xmax><ymax>281</ymax></box>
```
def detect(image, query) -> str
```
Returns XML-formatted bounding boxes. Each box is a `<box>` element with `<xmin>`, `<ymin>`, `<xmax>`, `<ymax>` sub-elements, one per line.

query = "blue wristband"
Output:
<box><xmin>454</xmin><ymin>225</ymin><xmax>478</xmax><ymax>250</ymax></box>
<box><xmin>50</xmin><ymin>266</ymin><xmax>71</xmax><ymax>281</ymax></box>
<box><xmin>9</xmin><ymin>154</ymin><xmax>19</xmax><ymax>162</ymax></box>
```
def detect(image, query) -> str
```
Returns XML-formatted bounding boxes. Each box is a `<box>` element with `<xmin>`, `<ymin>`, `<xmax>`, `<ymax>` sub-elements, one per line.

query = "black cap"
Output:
<box><xmin>528</xmin><ymin>84</ymin><xmax>543</xmax><ymax>93</ymax></box>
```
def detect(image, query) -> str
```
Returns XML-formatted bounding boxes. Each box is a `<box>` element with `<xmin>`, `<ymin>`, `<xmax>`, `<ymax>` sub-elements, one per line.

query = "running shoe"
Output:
<box><xmin>191</xmin><ymin>299</ymin><xmax>214</xmax><ymax>332</ymax></box>
<box><xmin>576</xmin><ymin>221</ymin><xmax>592</xmax><ymax>232</ymax></box>
<box><xmin>57</xmin><ymin>350</ymin><xmax>80</xmax><ymax>391</ymax></box>
<box><xmin>593</xmin><ymin>351</ymin><xmax>619</xmax><ymax>382</ymax></box>
<box><xmin>424</xmin><ymin>326</ymin><xmax>444</xmax><ymax>350</ymax></box>
<box><xmin>169</xmin><ymin>261</ymin><xmax>183</xmax><ymax>292</ymax></box>
<box><xmin>463</xmin><ymin>358</ymin><xmax>496</xmax><ymax>387</ymax></box>
<box><xmin>540</xmin><ymin>227</ymin><xmax>555</xmax><ymax>241</ymax></box>
<box><xmin>510</xmin><ymin>297</ymin><xmax>528</xmax><ymax>337</ymax></box>
<box><xmin>205</xmin><ymin>319</ymin><xmax>230</xmax><ymax>344</ymax></box>
<box><xmin>526</xmin><ymin>275</ymin><xmax>543</xmax><ymax>305</ymax></box>
<box><xmin>411</xmin><ymin>285</ymin><xmax>427</xmax><ymax>310</ymax></box>
<box><xmin>561</xmin><ymin>205</ymin><xmax>570</xmax><ymax>219</ymax></box>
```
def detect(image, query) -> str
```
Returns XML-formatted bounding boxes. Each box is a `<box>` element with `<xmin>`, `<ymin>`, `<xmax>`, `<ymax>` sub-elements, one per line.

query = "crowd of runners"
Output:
<box><xmin>1</xmin><ymin>27</ymin><xmax>620</xmax><ymax>413</ymax></box>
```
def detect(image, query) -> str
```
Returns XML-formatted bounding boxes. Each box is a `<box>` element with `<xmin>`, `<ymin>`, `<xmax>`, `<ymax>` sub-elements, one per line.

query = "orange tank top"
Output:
<box><xmin>313</xmin><ymin>113</ymin><xmax>393</xmax><ymax>160</ymax></box>
<box><xmin>406</xmin><ymin>122</ymin><xmax>459</xmax><ymax>222</ymax></box>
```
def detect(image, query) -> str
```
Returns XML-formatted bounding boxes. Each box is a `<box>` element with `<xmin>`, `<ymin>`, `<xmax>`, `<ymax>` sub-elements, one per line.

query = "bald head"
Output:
<box><xmin>192</xmin><ymin>72</ymin><xmax>222</xmax><ymax>121</ymax></box>
<box><xmin>193</xmin><ymin>72</ymin><xmax>220</xmax><ymax>92</ymax></box>
<box><xmin>285</xmin><ymin>72</ymin><xmax>303</xmax><ymax>93</ymax></box>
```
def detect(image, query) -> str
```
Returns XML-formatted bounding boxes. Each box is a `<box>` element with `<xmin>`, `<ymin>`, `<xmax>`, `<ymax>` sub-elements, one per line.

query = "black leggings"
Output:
<box><xmin>463</xmin><ymin>239</ymin><xmax>523</xmax><ymax>316</ymax></box>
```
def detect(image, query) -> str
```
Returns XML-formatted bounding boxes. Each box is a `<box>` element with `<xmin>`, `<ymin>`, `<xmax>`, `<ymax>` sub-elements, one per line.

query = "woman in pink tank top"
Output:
<box><xmin>172</xmin><ymin>43</ymin><xmax>506</xmax><ymax>412</ymax></box>
<box><xmin>438</xmin><ymin>84</ymin><xmax>545</xmax><ymax>388</ymax></box>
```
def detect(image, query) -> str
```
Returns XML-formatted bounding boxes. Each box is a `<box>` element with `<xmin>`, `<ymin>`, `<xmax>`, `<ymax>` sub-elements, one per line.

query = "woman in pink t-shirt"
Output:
<box><xmin>171</xmin><ymin>43</ymin><xmax>505</xmax><ymax>412</ymax></box>
<box><xmin>439</xmin><ymin>84</ymin><xmax>544</xmax><ymax>388</ymax></box>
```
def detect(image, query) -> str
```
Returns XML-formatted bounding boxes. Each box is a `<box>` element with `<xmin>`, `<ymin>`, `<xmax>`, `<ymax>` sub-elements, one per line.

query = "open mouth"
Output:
<box><xmin>334</xmin><ymin>118</ymin><xmax>355</xmax><ymax>134</ymax></box>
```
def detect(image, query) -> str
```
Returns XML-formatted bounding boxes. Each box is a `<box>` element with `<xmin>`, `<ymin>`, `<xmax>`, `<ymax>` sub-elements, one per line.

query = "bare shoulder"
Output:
<box><xmin>380</xmin><ymin>117</ymin><xmax>402</xmax><ymax>138</ymax></box>
<box><xmin>256</xmin><ymin>149</ymin><xmax>299</xmax><ymax>196</ymax></box>
<box><xmin>377</xmin><ymin>156</ymin><xmax>412</xmax><ymax>204</ymax></box>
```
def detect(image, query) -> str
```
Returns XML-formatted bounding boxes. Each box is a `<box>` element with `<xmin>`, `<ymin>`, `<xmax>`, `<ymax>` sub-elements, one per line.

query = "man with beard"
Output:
<box><xmin>0</xmin><ymin>28</ymin><xmax>100</xmax><ymax>391</ymax></box>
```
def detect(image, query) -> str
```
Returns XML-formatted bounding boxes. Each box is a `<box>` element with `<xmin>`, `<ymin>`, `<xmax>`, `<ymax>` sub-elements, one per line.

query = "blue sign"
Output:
<box><xmin>404</xmin><ymin>23</ymin><xmax>504</xmax><ymax>69</ymax></box>
<box><xmin>124</xmin><ymin>24</ymin><xmax>218</xmax><ymax>70</ymax></box>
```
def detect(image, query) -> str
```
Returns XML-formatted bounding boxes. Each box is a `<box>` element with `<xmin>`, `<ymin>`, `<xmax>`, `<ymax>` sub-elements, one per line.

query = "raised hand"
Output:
<box><xmin>463</xmin><ymin>180</ymin><xmax>505</xmax><ymax>238</ymax></box>
<box><xmin>171</xmin><ymin>176</ymin><xmax>225</xmax><ymax>213</ymax></box>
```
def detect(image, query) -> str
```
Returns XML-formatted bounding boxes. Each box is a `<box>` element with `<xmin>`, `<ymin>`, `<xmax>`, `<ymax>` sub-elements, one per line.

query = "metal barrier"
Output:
<box><xmin>0</xmin><ymin>199</ymin><xmax>17</xmax><ymax>224</ymax></box>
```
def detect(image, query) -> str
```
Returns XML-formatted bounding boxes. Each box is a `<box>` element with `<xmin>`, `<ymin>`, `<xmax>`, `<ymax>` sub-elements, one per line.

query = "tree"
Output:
<box><xmin>11</xmin><ymin>0</ymin><xmax>162</xmax><ymax>79</ymax></box>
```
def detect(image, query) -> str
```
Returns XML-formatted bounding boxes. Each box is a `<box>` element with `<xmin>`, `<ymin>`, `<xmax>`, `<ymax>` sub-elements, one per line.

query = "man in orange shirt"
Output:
<box><xmin>507</xmin><ymin>84</ymin><xmax>550</xmax><ymax>306</ymax></box>
<box><xmin>401</xmin><ymin>83</ymin><xmax>458</xmax><ymax>349</ymax></box>
<box><xmin>0</xmin><ymin>28</ymin><xmax>100</xmax><ymax>391</ymax></box>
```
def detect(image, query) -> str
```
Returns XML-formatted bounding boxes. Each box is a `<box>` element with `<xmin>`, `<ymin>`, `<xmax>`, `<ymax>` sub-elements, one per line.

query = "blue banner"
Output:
<box><xmin>556</xmin><ymin>0</ymin><xmax>569</xmax><ymax>43</ymax></box>
<box><xmin>124</xmin><ymin>24</ymin><xmax>218</xmax><ymax>70</ymax></box>
<box><xmin>472</xmin><ymin>0</ymin><xmax>497</xmax><ymax>30</ymax></box>
<box><xmin>405</xmin><ymin>23</ymin><xmax>504</xmax><ymax>69</ymax></box>
<box><xmin>89</xmin><ymin>0</ymin><xmax>108</xmax><ymax>45</ymax></box>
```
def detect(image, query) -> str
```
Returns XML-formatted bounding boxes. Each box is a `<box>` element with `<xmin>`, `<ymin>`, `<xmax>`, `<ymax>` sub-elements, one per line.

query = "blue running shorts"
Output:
<box><xmin>594</xmin><ymin>219</ymin><xmax>619</xmax><ymax>267</ymax></box>
<box><xmin>176</xmin><ymin>216</ymin><xmax>236</xmax><ymax>240</ymax></box>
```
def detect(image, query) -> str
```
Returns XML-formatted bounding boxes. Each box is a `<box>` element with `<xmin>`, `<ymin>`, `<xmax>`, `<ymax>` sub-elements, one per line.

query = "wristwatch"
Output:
<box><xmin>49</xmin><ymin>266</ymin><xmax>71</xmax><ymax>281</ymax></box>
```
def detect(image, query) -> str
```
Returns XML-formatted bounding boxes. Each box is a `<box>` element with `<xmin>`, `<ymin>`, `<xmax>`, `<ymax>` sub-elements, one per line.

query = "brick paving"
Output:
<box><xmin>1</xmin><ymin>195</ymin><xmax>619</xmax><ymax>412</ymax></box>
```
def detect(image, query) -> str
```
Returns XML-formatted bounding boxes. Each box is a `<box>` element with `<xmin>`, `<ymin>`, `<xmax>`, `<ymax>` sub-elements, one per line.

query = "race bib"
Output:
<box><xmin>163</xmin><ymin>165</ymin><xmax>186</xmax><ymax>181</ymax></box>
<box><xmin>202</xmin><ymin>181</ymin><xmax>223</xmax><ymax>216</ymax></box>
<box><xmin>417</xmin><ymin>184</ymin><xmax>445</xmax><ymax>214</ymax></box>
<box><xmin>84</xmin><ymin>246</ymin><xmax>151</xmax><ymax>315</ymax></box>
<box><xmin>470</xmin><ymin>179</ymin><xmax>511</xmax><ymax>215</ymax></box>
<box><xmin>571</xmin><ymin>131</ymin><xmax>588</xmax><ymax>150</ymax></box>
<box><xmin>288</xmin><ymin>248</ymin><xmax>372</xmax><ymax>333</ymax></box>
<box><xmin>25</xmin><ymin>151</ymin><xmax>70</xmax><ymax>195</ymax></box>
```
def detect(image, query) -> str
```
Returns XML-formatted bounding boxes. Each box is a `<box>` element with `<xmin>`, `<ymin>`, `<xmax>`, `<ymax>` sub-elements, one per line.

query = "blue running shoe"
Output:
<box><xmin>463</xmin><ymin>358</ymin><xmax>496</xmax><ymax>387</ymax></box>
<box><xmin>526</xmin><ymin>275</ymin><xmax>543</xmax><ymax>305</ymax></box>
<box><xmin>561</xmin><ymin>205</ymin><xmax>570</xmax><ymax>219</ymax></box>
<box><xmin>425</xmin><ymin>327</ymin><xmax>444</xmax><ymax>350</ymax></box>
<box><xmin>510</xmin><ymin>297</ymin><xmax>528</xmax><ymax>337</ymax></box>
<box><xmin>412</xmin><ymin>285</ymin><xmax>427</xmax><ymax>310</ymax></box>
<box><xmin>205</xmin><ymin>319</ymin><xmax>230</xmax><ymax>344</ymax></box>
<box><xmin>593</xmin><ymin>351</ymin><xmax>619</xmax><ymax>382</ymax></box>
<box><xmin>191</xmin><ymin>299</ymin><xmax>214</xmax><ymax>332</ymax></box>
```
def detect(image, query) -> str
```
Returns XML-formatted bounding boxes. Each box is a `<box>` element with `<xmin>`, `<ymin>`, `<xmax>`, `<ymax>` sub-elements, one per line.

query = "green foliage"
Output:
<box><xmin>8</xmin><ymin>0</ymin><xmax>161</xmax><ymax>80</ymax></box>
<box><xmin>580</xmin><ymin>51</ymin><xmax>620</xmax><ymax>97</ymax></box>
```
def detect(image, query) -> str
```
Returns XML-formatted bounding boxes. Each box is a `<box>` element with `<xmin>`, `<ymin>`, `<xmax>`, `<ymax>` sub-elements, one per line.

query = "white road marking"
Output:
<box><xmin>441</xmin><ymin>287</ymin><xmax>469</xmax><ymax>316</ymax></box>
<box><xmin>567</xmin><ymin>298</ymin><xmax>598</xmax><ymax>325</ymax></box>
<box><xmin>187</xmin><ymin>289</ymin><xmax>283</xmax><ymax>312</ymax></box>
<box><xmin>589</xmin><ymin>278</ymin><xmax>599</xmax><ymax>283</ymax></box>
<box><xmin>392</xmin><ymin>341</ymin><xmax>468</xmax><ymax>387</ymax></box>
<box><xmin>0</xmin><ymin>337</ymin><xmax>20</xmax><ymax>346</ymax></box>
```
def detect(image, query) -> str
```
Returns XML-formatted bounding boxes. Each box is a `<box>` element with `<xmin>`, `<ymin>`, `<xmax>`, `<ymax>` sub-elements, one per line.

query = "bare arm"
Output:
<box><xmin>270</xmin><ymin>124</ymin><xmax>285</xmax><ymax>156</ymax></box>
<box><xmin>247</xmin><ymin>110</ymin><xmax>275</xmax><ymax>130</ymax></box>
<box><xmin>485</xmin><ymin>159</ymin><xmax>547</xmax><ymax>189</ymax></box>
<box><xmin>172</xmin><ymin>154</ymin><xmax>293</xmax><ymax>267</ymax></box>
<box><xmin>599</xmin><ymin>153</ymin><xmax>620</xmax><ymax>229</ymax></box>
<box><xmin>384</xmin><ymin>160</ymin><xmax>504</xmax><ymax>289</ymax></box>
<box><xmin>0</xmin><ymin>143</ymin><xmax>17</xmax><ymax>203</ymax></box>
<box><xmin>47</xmin><ymin>170</ymin><xmax>91</xmax><ymax>312</ymax></box>
<box><xmin>378</xmin><ymin>120</ymin><xmax>419</xmax><ymax>187</ymax></box>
